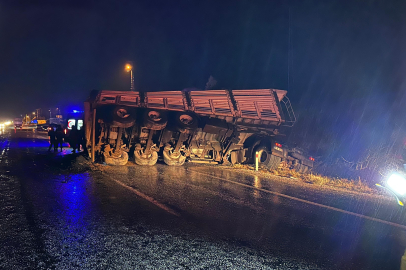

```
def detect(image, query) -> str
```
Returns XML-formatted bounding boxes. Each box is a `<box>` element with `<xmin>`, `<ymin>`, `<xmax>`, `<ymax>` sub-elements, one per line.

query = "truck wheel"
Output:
<box><xmin>143</xmin><ymin>109</ymin><xmax>167</xmax><ymax>130</ymax></box>
<box><xmin>163</xmin><ymin>145</ymin><xmax>186</xmax><ymax>166</ymax></box>
<box><xmin>268</xmin><ymin>155</ymin><xmax>282</xmax><ymax>170</ymax></box>
<box><xmin>256</xmin><ymin>146</ymin><xmax>271</xmax><ymax>167</ymax></box>
<box><xmin>104</xmin><ymin>151</ymin><xmax>128</xmax><ymax>166</ymax></box>
<box><xmin>293</xmin><ymin>163</ymin><xmax>301</xmax><ymax>172</ymax></box>
<box><xmin>294</xmin><ymin>163</ymin><xmax>308</xmax><ymax>173</ymax></box>
<box><xmin>301</xmin><ymin>165</ymin><xmax>309</xmax><ymax>174</ymax></box>
<box><xmin>134</xmin><ymin>144</ymin><xmax>158</xmax><ymax>166</ymax></box>
<box><xmin>255</xmin><ymin>146</ymin><xmax>281</xmax><ymax>170</ymax></box>
<box><xmin>112</xmin><ymin>106</ymin><xmax>136</xmax><ymax>128</ymax></box>
<box><xmin>175</xmin><ymin>112</ymin><xmax>198</xmax><ymax>133</ymax></box>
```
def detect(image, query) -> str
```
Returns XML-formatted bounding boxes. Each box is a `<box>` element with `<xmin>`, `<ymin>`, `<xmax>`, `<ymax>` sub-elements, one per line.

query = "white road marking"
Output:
<box><xmin>189</xmin><ymin>169</ymin><xmax>406</xmax><ymax>230</ymax></box>
<box><xmin>102</xmin><ymin>172</ymin><xmax>181</xmax><ymax>217</ymax></box>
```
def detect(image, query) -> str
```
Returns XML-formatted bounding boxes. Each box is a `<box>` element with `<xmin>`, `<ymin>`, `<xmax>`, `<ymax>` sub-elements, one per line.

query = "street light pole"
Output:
<box><xmin>125</xmin><ymin>63</ymin><xmax>134</xmax><ymax>91</ymax></box>
<box><xmin>130</xmin><ymin>69</ymin><xmax>134</xmax><ymax>91</ymax></box>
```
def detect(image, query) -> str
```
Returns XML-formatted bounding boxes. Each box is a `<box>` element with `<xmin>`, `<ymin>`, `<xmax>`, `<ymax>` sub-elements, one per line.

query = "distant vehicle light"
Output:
<box><xmin>309</xmin><ymin>157</ymin><xmax>315</xmax><ymax>161</ymax></box>
<box><xmin>275</xmin><ymin>143</ymin><xmax>282</xmax><ymax>147</ymax></box>
<box><xmin>64</xmin><ymin>129</ymin><xmax>67</xmax><ymax>135</ymax></box>
<box><xmin>387</xmin><ymin>173</ymin><xmax>406</xmax><ymax>196</ymax></box>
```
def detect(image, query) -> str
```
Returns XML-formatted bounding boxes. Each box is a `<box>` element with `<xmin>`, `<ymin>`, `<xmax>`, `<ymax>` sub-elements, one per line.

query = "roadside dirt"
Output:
<box><xmin>217</xmin><ymin>163</ymin><xmax>393</xmax><ymax>202</ymax></box>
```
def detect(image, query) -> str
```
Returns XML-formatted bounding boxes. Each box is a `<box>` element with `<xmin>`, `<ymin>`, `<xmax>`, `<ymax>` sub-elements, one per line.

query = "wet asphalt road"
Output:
<box><xmin>1</xmin><ymin>129</ymin><xmax>406</xmax><ymax>269</ymax></box>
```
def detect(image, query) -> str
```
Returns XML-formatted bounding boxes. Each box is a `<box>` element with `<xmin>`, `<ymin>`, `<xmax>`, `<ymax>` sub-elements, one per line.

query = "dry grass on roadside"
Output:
<box><xmin>231</xmin><ymin>163</ymin><xmax>374</xmax><ymax>194</ymax></box>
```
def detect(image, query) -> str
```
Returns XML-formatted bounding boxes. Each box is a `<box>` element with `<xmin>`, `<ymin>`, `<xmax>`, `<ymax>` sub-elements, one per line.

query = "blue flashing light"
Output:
<box><xmin>72</xmin><ymin>110</ymin><xmax>84</xmax><ymax>113</ymax></box>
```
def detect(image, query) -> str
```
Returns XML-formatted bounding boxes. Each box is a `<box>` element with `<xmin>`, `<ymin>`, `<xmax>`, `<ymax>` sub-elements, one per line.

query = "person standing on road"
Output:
<box><xmin>69</xmin><ymin>125</ymin><xmax>79</xmax><ymax>153</ymax></box>
<box><xmin>47</xmin><ymin>126</ymin><xmax>56</xmax><ymax>152</ymax></box>
<box><xmin>79</xmin><ymin>126</ymin><xmax>86</xmax><ymax>153</ymax></box>
<box><xmin>55</xmin><ymin>126</ymin><xmax>64</xmax><ymax>152</ymax></box>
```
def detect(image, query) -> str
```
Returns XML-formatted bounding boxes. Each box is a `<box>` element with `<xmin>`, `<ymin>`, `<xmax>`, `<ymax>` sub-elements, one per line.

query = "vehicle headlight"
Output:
<box><xmin>387</xmin><ymin>173</ymin><xmax>406</xmax><ymax>196</ymax></box>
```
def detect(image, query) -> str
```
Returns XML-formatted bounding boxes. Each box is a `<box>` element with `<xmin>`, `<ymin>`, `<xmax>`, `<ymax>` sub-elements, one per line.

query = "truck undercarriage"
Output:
<box><xmin>84</xmin><ymin>89</ymin><xmax>313</xmax><ymax>171</ymax></box>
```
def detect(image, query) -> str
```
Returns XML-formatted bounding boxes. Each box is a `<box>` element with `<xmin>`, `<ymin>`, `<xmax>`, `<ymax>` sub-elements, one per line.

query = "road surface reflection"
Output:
<box><xmin>55</xmin><ymin>173</ymin><xmax>94</xmax><ymax>235</ymax></box>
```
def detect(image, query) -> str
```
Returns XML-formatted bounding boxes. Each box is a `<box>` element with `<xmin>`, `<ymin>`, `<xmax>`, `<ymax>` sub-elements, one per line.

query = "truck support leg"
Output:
<box><xmin>145</xmin><ymin>130</ymin><xmax>154</xmax><ymax>156</ymax></box>
<box><xmin>173</xmin><ymin>133</ymin><xmax>187</xmax><ymax>153</ymax></box>
<box><xmin>115</xmin><ymin>127</ymin><xmax>123</xmax><ymax>152</ymax></box>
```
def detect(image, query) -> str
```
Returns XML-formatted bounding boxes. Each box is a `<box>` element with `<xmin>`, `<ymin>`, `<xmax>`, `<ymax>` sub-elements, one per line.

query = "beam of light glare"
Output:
<box><xmin>387</xmin><ymin>173</ymin><xmax>406</xmax><ymax>196</ymax></box>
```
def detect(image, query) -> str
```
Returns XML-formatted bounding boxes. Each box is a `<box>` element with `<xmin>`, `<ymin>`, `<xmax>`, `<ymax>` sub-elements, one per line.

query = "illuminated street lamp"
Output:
<box><xmin>125</xmin><ymin>63</ymin><xmax>135</xmax><ymax>91</ymax></box>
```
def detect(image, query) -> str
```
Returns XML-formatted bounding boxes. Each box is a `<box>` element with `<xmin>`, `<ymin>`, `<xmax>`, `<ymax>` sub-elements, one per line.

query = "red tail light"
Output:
<box><xmin>275</xmin><ymin>143</ymin><xmax>282</xmax><ymax>147</ymax></box>
<box><xmin>309</xmin><ymin>157</ymin><xmax>315</xmax><ymax>161</ymax></box>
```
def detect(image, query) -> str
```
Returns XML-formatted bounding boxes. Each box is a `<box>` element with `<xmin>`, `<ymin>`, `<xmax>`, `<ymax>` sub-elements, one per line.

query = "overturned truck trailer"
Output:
<box><xmin>84</xmin><ymin>88</ymin><xmax>313</xmax><ymax>172</ymax></box>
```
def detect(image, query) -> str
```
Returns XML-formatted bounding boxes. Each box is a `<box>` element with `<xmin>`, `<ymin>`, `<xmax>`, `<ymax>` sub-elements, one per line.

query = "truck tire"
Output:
<box><xmin>256</xmin><ymin>146</ymin><xmax>270</xmax><ymax>167</ymax></box>
<box><xmin>255</xmin><ymin>146</ymin><xmax>281</xmax><ymax>170</ymax></box>
<box><xmin>301</xmin><ymin>164</ymin><xmax>309</xmax><ymax>174</ymax></box>
<box><xmin>163</xmin><ymin>145</ymin><xmax>186</xmax><ymax>166</ymax></box>
<box><xmin>143</xmin><ymin>109</ymin><xmax>167</xmax><ymax>130</ymax></box>
<box><xmin>175</xmin><ymin>112</ymin><xmax>198</xmax><ymax>133</ymax></box>
<box><xmin>111</xmin><ymin>106</ymin><xmax>136</xmax><ymax>128</ymax></box>
<box><xmin>294</xmin><ymin>163</ymin><xmax>309</xmax><ymax>173</ymax></box>
<box><xmin>104</xmin><ymin>151</ymin><xmax>128</xmax><ymax>166</ymax></box>
<box><xmin>134</xmin><ymin>144</ymin><xmax>158</xmax><ymax>166</ymax></box>
<box><xmin>268</xmin><ymin>155</ymin><xmax>282</xmax><ymax>170</ymax></box>
<box><xmin>294</xmin><ymin>163</ymin><xmax>301</xmax><ymax>172</ymax></box>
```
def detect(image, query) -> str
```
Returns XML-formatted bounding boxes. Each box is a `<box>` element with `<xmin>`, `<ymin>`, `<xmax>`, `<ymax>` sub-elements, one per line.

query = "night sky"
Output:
<box><xmin>1</xmin><ymin>0</ymin><xmax>405</xmax><ymax>160</ymax></box>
